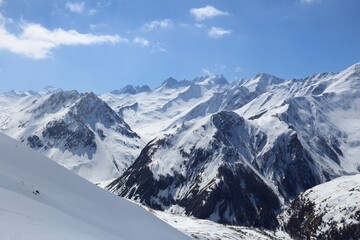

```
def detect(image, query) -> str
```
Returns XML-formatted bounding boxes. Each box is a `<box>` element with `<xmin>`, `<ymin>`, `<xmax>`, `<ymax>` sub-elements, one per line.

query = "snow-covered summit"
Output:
<box><xmin>111</xmin><ymin>85</ymin><xmax>151</xmax><ymax>95</ymax></box>
<box><xmin>160</xmin><ymin>77</ymin><xmax>192</xmax><ymax>89</ymax></box>
<box><xmin>241</xmin><ymin>73</ymin><xmax>285</xmax><ymax>92</ymax></box>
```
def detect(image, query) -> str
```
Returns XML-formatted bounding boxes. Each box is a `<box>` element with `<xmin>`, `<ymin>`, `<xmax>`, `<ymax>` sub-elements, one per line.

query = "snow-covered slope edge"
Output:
<box><xmin>279</xmin><ymin>174</ymin><xmax>360</xmax><ymax>239</ymax></box>
<box><xmin>154</xmin><ymin>210</ymin><xmax>292</xmax><ymax>240</ymax></box>
<box><xmin>0</xmin><ymin>132</ymin><xmax>190</xmax><ymax>240</ymax></box>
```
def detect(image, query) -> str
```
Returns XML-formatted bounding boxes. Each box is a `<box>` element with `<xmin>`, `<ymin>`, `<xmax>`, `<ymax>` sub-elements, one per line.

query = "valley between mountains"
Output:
<box><xmin>1</xmin><ymin>63</ymin><xmax>360</xmax><ymax>239</ymax></box>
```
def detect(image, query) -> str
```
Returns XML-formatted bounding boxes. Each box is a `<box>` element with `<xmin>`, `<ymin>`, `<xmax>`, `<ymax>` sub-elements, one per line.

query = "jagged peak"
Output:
<box><xmin>70</xmin><ymin>92</ymin><xmax>140</xmax><ymax>138</ymax></box>
<box><xmin>41</xmin><ymin>85</ymin><xmax>62</xmax><ymax>94</ymax></box>
<box><xmin>43</xmin><ymin>90</ymin><xmax>80</xmax><ymax>106</ymax></box>
<box><xmin>302</xmin><ymin>72</ymin><xmax>336</xmax><ymax>82</ymax></box>
<box><xmin>254</xmin><ymin>73</ymin><xmax>285</xmax><ymax>84</ymax></box>
<box><xmin>241</xmin><ymin>73</ymin><xmax>285</xmax><ymax>92</ymax></box>
<box><xmin>111</xmin><ymin>85</ymin><xmax>151</xmax><ymax>95</ymax></box>
<box><xmin>4</xmin><ymin>89</ymin><xmax>41</xmax><ymax>97</ymax></box>
<box><xmin>161</xmin><ymin>77</ymin><xmax>192</xmax><ymax>88</ymax></box>
<box><xmin>74</xmin><ymin>92</ymin><xmax>106</xmax><ymax>112</ymax></box>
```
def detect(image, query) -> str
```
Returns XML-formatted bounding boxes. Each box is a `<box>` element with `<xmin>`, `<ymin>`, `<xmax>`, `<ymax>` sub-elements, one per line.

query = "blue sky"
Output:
<box><xmin>0</xmin><ymin>0</ymin><xmax>359</xmax><ymax>93</ymax></box>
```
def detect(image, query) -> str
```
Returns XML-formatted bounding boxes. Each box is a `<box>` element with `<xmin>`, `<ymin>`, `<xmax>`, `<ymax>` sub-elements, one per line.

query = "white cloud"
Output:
<box><xmin>208</xmin><ymin>27</ymin><xmax>231</xmax><ymax>39</ymax></box>
<box><xmin>133</xmin><ymin>37</ymin><xmax>150</xmax><ymax>47</ymax></box>
<box><xmin>144</xmin><ymin>19</ymin><xmax>173</xmax><ymax>30</ymax></box>
<box><xmin>0</xmin><ymin>22</ymin><xmax>125</xmax><ymax>59</ymax></box>
<box><xmin>0</xmin><ymin>0</ymin><xmax>5</xmax><ymax>7</ymax></box>
<box><xmin>66</xmin><ymin>2</ymin><xmax>85</xmax><ymax>13</ymax></box>
<box><xmin>190</xmin><ymin>5</ymin><xmax>229</xmax><ymax>21</ymax></box>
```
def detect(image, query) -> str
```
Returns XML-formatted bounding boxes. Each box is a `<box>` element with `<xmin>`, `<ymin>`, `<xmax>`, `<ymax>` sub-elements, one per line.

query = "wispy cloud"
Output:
<box><xmin>195</xmin><ymin>23</ymin><xmax>204</xmax><ymax>29</ymax></box>
<box><xmin>89</xmin><ymin>23</ymin><xmax>107</xmax><ymax>31</ymax></box>
<box><xmin>235</xmin><ymin>66</ymin><xmax>244</xmax><ymax>73</ymax></box>
<box><xmin>0</xmin><ymin>21</ymin><xmax>125</xmax><ymax>59</ymax></box>
<box><xmin>144</xmin><ymin>19</ymin><xmax>173</xmax><ymax>30</ymax></box>
<box><xmin>88</xmin><ymin>9</ymin><xmax>97</xmax><ymax>15</ymax></box>
<box><xmin>208</xmin><ymin>27</ymin><xmax>231</xmax><ymax>39</ymax></box>
<box><xmin>300</xmin><ymin>0</ymin><xmax>321</xmax><ymax>4</ymax></box>
<box><xmin>190</xmin><ymin>5</ymin><xmax>229</xmax><ymax>21</ymax></box>
<box><xmin>133</xmin><ymin>37</ymin><xmax>150</xmax><ymax>47</ymax></box>
<box><xmin>202</xmin><ymin>68</ymin><xmax>213</xmax><ymax>76</ymax></box>
<box><xmin>66</xmin><ymin>2</ymin><xmax>84</xmax><ymax>13</ymax></box>
<box><xmin>151</xmin><ymin>43</ymin><xmax>167</xmax><ymax>53</ymax></box>
<box><xmin>0</xmin><ymin>0</ymin><xmax>5</xmax><ymax>7</ymax></box>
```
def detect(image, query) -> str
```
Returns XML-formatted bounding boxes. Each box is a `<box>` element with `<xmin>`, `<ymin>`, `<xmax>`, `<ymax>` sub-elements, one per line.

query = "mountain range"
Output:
<box><xmin>1</xmin><ymin>62</ymin><xmax>360</xmax><ymax>239</ymax></box>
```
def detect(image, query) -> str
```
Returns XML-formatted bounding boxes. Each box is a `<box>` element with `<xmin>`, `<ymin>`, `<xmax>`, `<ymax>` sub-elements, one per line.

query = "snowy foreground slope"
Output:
<box><xmin>0</xmin><ymin>132</ymin><xmax>190</xmax><ymax>240</ymax></box>
<box><xmin>280</xmin><ymin>174</ymin><xmax>360</xmax><ymax>239</ymax></box>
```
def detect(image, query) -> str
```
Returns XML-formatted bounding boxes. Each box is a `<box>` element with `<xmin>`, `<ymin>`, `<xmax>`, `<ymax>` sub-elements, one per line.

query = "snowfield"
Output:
<box><xmin>0</xmin><ymin>132</ymin><xmax>190</xmax><ymax>240</ymax></box>
<box><xmin>153</xmin><ymin>210</ymin><xmax>292</xmax><ymax>240</ymax></box>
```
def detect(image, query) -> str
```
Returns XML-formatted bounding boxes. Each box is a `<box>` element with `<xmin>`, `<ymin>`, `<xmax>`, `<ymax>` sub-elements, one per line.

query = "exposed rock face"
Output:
<box><xmin>108</xmin><ymin>111</ymin><xmax>281</xmax><ymax>229</ymax></box>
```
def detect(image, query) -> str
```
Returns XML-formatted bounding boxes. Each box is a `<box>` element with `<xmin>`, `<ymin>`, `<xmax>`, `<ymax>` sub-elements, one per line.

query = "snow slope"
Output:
<box><xmin>154</xmin><ymin>210</ymin><xmax>292</xmax><ymax>240</ymax></box>
<box><xmin>0</xmin><ymin>132</ymin><xmax>190</xmax><ymax>240</ymax></box>
<box><xmin>280</xmin><ymin>174</ymin><xmax>360</xmax><ymax>239</ymax></box>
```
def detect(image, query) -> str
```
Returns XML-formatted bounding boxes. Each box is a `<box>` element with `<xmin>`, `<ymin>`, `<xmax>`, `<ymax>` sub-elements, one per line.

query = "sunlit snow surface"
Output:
<box><xmin>153</xmin><ymin>209</ymin><xmax>292</xmax><ymax>240</ymax></box>
<box><xmin>0</xmin><ymin>133</ymin><xmax>190</xmax><ymax>240</ymax></box>
<box><xmin>280</xmin><ymin>174</ymin><xmax>360</xmax><ymax>237</ymax></box>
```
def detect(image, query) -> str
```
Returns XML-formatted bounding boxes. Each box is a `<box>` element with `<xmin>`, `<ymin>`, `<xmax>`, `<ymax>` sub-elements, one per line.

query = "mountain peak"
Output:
<box><xmin>241</xmin><ymin>73</ymin><xmax>285</xmax><ymax>92</ymax></box>
<box><xmin>255</xmin><ymin>73</ymin><xmax>284</xmax><ymax>84</ymax></box>
<box><xmin>342</xmin><ymin>62</ymin><xmax>360</xmax><ymax>74</ymax></box>
<box><xmin>161</xmin><ymin>77</ymin><xmax>192</xmax><ymax>88</ymax></box>
<box><xmin>111</xmin><ymin>85</ymin><xmax>151</xmax><ymax>95</ymax></box>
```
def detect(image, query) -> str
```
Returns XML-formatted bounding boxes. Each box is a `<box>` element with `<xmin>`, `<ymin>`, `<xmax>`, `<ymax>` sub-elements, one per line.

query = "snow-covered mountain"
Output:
<box><xmin>1</xmin><ymin>63</ymin><xmax>360</xmax><ymax>233</ymax></box>
<box><xmin>0</xmin><ymin>90</ymin><xmax>143</xmax><ymax>184</ymax></box>
<box><xmin>111</xmin><ymin>84</ymin><xmax>151</xmax><ymax>95</ymax></box>
<box><xmin>107</xmin><ymin>111</ymin><xmax>281</xmax><ymax>229</ymax></box>
<box><xmin>280</xmin><ymin>174</ymin><xmax>360</xmax><ymax>239</ymax></box>
<box><xmin>101</xmin><ymin>75</ymin><xmax>228</xmax><ymax>142</ymax></box>
<box><xmin>0</xmin><ymin>132</ymin><xmax>190</xmax><ymax>240</ymax></box>
<box><xmin>106</xmin><ymin>63</ymin><xmax>360</xmax><ymax>228</ymax></box>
